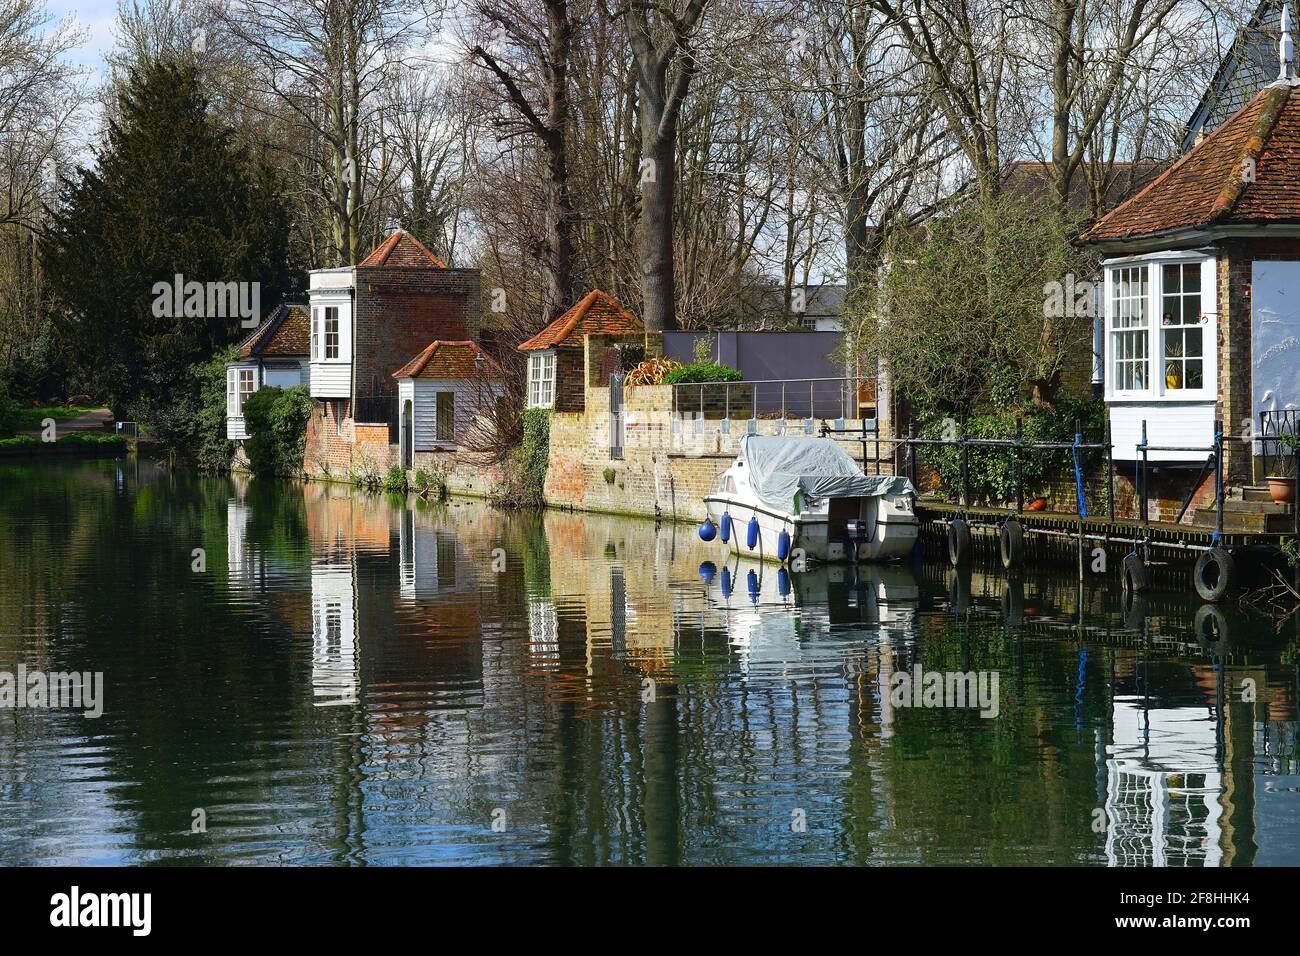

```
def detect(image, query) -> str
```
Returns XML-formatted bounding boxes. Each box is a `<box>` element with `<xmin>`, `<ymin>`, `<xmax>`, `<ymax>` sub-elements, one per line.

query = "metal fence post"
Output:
<box><xmin>1014</xmin><ymin>416</ymin><xmax>1023</xmax><ymax>514</ymax></box>
<box><xmin>1214</xmin><ymin>418</ymin><xmax>1224</xmax><ymax>544</ymax></box>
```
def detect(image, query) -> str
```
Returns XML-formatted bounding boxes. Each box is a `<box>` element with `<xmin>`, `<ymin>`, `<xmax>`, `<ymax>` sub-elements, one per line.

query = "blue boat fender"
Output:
<box><xmin>777</xmin><ymin>530</ymin><xmax>791</xmax><ymax>562</ymax></box>
<box><xmin>720</xmin><ymin>512</ymin><xmax>732</xmax><ymax>543</ymax></box>
<box><xmin>777</xmin><ymin>567</ymin><xmax>791</xmax><ymax>598</ymax></box>
<box><xmin>699</xmin><ymin>517</ymin><xmax>717</xmax><ymax>542</ymax></box>
<box><xmin>747</xmin><ymin>570</ymin><xmax>760</xmax><ymax>603</ymax></box>
<box><xmin>746</xmin><ymin>515</ymin><xmax>760</xmax><ymax>551</ymax></box>
<box><xmin>720</xmin><ymin>567</ymin><xmax>734</xmax><ymax>598</ymax></box>
<box><xmin>699</xmin><ymin>561</ymin><xmax>716</xmax><ymax>584</ymax></box>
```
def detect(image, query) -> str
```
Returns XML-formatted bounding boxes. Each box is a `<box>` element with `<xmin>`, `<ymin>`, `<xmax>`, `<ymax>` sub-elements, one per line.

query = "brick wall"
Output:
<box><xmin>554</xmin><ymin>349</ymin><xmax>585</xmax><ymax>412</ymax></box>
<box><xmin>304</xmin><ymin>399</ymin><xmax>397</xmax><ymax>478</ymax></box>
<box><xmin>409</xmin><ymin>448</ymin><xmax>502</xmax><ymax>499</ymax></box>
<box><xmin>543</xmin><ymin>384</ymin><xmax>881</xmax><ymax>522</ymax></box>
<box><xmin>352</xmin><ymin>267</ymin><xmax>482</xmax><ymax>401</ymax></box>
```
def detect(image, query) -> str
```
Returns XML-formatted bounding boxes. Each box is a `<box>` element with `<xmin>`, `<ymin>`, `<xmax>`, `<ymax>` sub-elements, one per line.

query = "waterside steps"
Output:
<box><xmin>1194</xmin><ymin>487</ymin><xmax>1295</xmax><ymax>534</ymax></box>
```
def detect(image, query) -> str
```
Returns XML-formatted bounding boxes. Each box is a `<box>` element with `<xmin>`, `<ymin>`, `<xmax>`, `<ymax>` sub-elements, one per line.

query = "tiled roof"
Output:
<box><xmin>234</xmin><ymin>303</ymin><xmax>310</xmax><ymax>359</ymax></box>
<box><xmin>360</xmin><ymin>230</ymin><xmax>447</xmax><ymax>268</ymax></box>
<box><xmin>1083</xmin><ymin>82</ymin><xmax>1300</xmax><ymax>242</ymax></box>
<box><xmin>517</xmin><ymin>290</ymin><xmax>643</xmax><ymax>351</ymax></box>
<box><xmin>392</xmin><ymin>340</ymin><xmax>488</xmax><ymax>379</ymax></box>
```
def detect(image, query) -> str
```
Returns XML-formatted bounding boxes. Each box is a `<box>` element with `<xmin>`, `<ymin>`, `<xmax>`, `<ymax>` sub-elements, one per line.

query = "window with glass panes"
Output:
<box><xmin>323</xmin><ymin>306</ymin><xmax>340</xmax><ymax>359</ymax></box>
<box><xmin>1110</xmin><ymin>266</ymin><xmax>1148</xmax><ymax>391</ymax></box>
<box><xmin>238</xmin><ymin>368</ymin><xmax>255</xmax><ymax>412</ymax></box>
<box><xmin>528</xmin><ymin>352</ymin><xmax>555</xmax><ymax>407</ymax></box>
<box><xmin>1161</xmin><ymin>263</ymin><xmax>1203</xmax><ymax>390</ymax></box>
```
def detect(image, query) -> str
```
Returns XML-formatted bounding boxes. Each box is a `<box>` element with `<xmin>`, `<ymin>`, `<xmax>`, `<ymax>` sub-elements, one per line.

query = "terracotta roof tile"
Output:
<box><xmin>1083</xmin><ymin>83</ymin><xmax>1300</xmax><ymax>242</ymax></box>
<box><xmin>517</xmin><ymin>290</ymin><xmax>643</xmax><ymax>351</ymax></box>
<box><xmin>359</xmin><ymin>230</ymin><xmax>448</xmax><ymax>268</ymax></box>
<box><xmin>234</xmin><ymin>303</ymin><xmax>310</xmax><ymax>359</ymax></box>
<box><xmin>392</xmin><ymin>340</ymin><xmax>488</xmax><ymax>379</ymax></box>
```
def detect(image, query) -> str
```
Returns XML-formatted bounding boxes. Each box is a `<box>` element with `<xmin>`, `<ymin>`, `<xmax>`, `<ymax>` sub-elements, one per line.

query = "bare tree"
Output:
<box><xmin>470</xmin><ymin>0</ymin><xmax>577</xmax><ymax>320</ymax></box>
<box><xmin>618</xmin><ymin>0</ymin><xmax>709</xmax><ymax>332</ymax></box>
<box><xmin>222</xmin><ymin>0</ymin><xmax>438</xmax><ymax>265</ymax></box>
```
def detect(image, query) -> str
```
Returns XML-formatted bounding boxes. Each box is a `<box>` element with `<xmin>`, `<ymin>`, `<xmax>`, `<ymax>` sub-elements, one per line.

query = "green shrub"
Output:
<box><xmin>382</xmin><ymin>463</ymin><xmax>408</xmax><ymax>493</ymax></box>
<box><xmin>663</xmin><ymin>362</ymin><xmax>743</xmax><ymax>385</ymax></box>
<box><xmin>603</xmin><ymin>466</ymin><xmax>616</xmax><ymax>484</ymax></box>
<box><xmin>0</xmin><ymin>379</ymin><xmax>17</xmax><ymax>438</ymax></box>
<box><xmin>413</xmin><ymin>465</ymin><xmax>450</xmax><ymax>500</ymax></box>
<box><xmin>493</xmin><ymin>406</ymin><xmax>550</xmax><ymax>507</ymax></box>
<box><xmin>243</xmin><ymin>384</ymin><xmax>313</xmax><ymax>477</ymax></box>
<box><xmin>920</xmin><ymin>395</ymin><xmax>1105</xmax><ymax>506</ymax></box>
<box><xmin>196</xmin><ymin>349</ymin><xmax>236</xmax><ymax>472</ymax></box>
<box><xmin>0</xmin><ymin>433</ymin><xmax>127</xmax><ymax>450</ymax></box>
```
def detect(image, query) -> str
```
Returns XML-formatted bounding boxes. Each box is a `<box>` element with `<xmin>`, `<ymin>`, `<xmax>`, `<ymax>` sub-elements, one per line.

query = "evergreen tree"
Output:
<box><xmin>43</xmin><ymin>57</ymin><xmax>296</xmax><ymax>452</ymax></box>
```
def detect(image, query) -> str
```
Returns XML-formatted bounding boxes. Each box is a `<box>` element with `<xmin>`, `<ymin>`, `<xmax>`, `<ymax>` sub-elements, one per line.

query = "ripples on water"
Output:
<box><xmin>0</xmin><ymin>459</ymin><xmax>1298</xmax><ymax>865</ymax></box>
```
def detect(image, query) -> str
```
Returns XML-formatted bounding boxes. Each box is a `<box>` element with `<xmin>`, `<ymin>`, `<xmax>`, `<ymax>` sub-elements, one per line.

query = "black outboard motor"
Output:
<box><xmin>844</xmin><ymin>518</ymin><xmax>870</xmax><ymax>562</ymax></box>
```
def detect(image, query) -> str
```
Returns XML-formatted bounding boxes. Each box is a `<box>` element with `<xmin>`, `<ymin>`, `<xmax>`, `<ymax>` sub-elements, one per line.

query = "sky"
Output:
<box><xmin>47</xmin><ymin>0</ymin><xmax>118</xmax><ymax>72</ymax></box>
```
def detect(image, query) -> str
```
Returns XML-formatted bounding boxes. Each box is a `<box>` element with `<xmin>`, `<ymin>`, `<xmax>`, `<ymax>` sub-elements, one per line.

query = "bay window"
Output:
<box><xmin>1105</xmin><ymin>255</ymin><xmax>1213</xmax><ymax>399</ymax></box>
<box><xmin>227</xmin><ymin>366</ymin><xmax>257</xmax><ymax>416</ymax></box>
<box><xmin>528</xmin><ymin>351</ymin><xmax>556</xmax><ymax>408</ymax></box>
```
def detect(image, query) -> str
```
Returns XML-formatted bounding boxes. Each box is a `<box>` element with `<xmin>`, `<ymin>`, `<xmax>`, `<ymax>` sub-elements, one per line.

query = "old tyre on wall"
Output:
<box><xmin>1120</xmin><ymin>553</ymin><xmax>1149</xmax><ymax>594</ymax></box>
<box><xmin>1193</xmin><ymin>547</ymin><xmax>1235</xmax><ymax>603</ymax></box>
<box><xmin>947</xmin><ymin>518</ymin><xmax>971</xmax><ymax>567</ymax></box>
<box><xmin>999</xmin><ymin>519</ymin><xmax>1024</xmax><ymax>570</ymax></box>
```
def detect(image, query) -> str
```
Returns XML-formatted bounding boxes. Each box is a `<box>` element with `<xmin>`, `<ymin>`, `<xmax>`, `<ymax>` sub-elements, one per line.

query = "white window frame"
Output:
<box><xmin>1103</xmin><ymin>252</ymin><xmax>1217</xmax><ymax>403</ymax></box>
<box><xmin>323</xmin><ymin>306</ymin><xmax>340</xmax><ymax>360</ymax></box>
<box><xmin>310</xmin><ymin>298</ymin><xmax>349</xmax><ymax>363</ymax></box>
<box><xmin>227</xmin><ymin>365</ymin><xmax>258</xmax><ymax>416</ymax></box>
<box><xmin>528</xmin><ymin>350</ymin><xmax>556</xmax><ymax>408</ymax></box>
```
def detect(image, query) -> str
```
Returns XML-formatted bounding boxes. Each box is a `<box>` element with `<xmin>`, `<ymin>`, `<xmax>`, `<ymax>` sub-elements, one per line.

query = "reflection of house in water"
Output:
<box><xmin>227</xmin><ymin>497</ymin><xmax>259</xmax><ymax>582</ymax></box>
<box><xmin>397</xmin><ymin>508</ymin><xmax>469</xmax><ymax>598</ymax></box>
<box><xmin>310</xmin><ymin>559</ymin><xmax>359</xmax><ymax>707</ymax></box>
<box><xmin>1104</xmin><ymin>695</ymin><xmax>1224</xmax><ymax>866</ymax></box>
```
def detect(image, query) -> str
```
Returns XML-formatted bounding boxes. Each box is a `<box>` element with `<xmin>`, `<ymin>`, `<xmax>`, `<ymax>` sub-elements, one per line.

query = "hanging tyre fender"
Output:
<box><xmin>999</xmin><ymin>519</ymin><xmax>1025</xmax><ymax>570</ymax></box>
<box><xmin>1120</xmin><ymin>553</ymin><xmax>1149</xmax><ymax>593</ymax></box>
<box><xmin>1193</xmin><ymin>547</ymin><xmax>1235</xmax><ymax>603</ymax></box>
<box><xmin>947</xmin><ymin>518</ymin><xmax>971</xmax><ymax>567</ymax></box>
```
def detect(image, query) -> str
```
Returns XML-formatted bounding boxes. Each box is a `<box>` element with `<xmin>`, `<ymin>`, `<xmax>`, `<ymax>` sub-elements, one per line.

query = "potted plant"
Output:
<box><xmin>1267</xmin><ymin>431</ymin><xmax>1298</xmax><ymax>503</ymax></box>
<box><xmin>1165</xmin><ymin>340</ymin><xmax>1183</xmax><ymax>390</ymax></box>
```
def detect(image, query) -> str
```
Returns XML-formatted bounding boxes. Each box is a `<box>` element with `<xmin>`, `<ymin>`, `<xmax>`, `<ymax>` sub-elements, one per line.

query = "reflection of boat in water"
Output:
<box><xmin>698</xmin><ymin>559</ymin><xmax>918</xmax><ymax>672</ymax></box>
<box><xmin>701</xmin><ymin>557</ymin><xmax>919</xmax><ymax>626</ymax></box>
<box><xmin>702</xmin><ymin>436</ymin><xmax>917</xmax><ymax>563</ymax></box>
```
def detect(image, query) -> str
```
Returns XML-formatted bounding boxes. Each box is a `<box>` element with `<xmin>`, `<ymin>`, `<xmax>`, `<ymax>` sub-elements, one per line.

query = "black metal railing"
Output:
<box><xmin>354</xmin><ymin>392</ymin><xmax>398</xmax><ymax>443</ymax></box>
<box><xmin>1259</xmin><ymin>409</ymin><xmax>1300</xmax><ymax>478</ymax></box>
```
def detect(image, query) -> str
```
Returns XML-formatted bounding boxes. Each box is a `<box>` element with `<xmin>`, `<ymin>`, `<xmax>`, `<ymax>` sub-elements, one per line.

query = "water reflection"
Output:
<box><xmin>0</xmin><ymin>459</ymin><xmax>1298</xmax><ymax>864</ymax></box>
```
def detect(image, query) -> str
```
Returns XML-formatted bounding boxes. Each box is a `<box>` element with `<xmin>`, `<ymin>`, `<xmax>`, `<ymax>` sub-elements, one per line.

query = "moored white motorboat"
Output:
<box><xmin>701</xmin><ymin>435</ymin><xmax>917</xmax><ymax>563</ymax></box>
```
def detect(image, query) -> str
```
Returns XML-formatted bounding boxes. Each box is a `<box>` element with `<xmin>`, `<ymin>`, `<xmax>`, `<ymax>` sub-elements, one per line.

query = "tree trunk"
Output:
<box><xmin>639</xmin><ymin>119</ymin><xmax>676</xmax><ymax>332</ymax></box>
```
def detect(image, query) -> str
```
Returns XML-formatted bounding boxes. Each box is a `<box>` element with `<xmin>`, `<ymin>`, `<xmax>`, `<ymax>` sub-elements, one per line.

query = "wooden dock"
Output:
<box><xmin>916</xmin><ymin>500</ymin><xmax>1290</xmax><ymax>552</ymax></box>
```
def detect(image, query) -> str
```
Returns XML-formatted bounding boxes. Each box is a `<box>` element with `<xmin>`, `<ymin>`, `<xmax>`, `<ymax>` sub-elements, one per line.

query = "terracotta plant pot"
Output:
<box><xmin>1027</xmin><ymin>497</ymin><xmax>1048</xmax><ymax>512</ymax></box>
<box><xmin>1267</xmin><ymin>477</ymin><xmax>1296</xmax><ymax>504</ymax></box>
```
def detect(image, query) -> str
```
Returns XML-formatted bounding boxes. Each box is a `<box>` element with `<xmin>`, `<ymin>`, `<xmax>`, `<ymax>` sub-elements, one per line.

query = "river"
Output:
<box><xmin>0</xmin><ymin>458</ymin><xmax>1297</xmax><ymax>865</ymax></box>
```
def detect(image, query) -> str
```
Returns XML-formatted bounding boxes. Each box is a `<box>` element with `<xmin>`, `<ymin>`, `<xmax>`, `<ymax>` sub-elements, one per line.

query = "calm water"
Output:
<box><xmin>1</xmin><ymin>458</ymin><xmax>1298</xmax><ymax>866</ymax></box>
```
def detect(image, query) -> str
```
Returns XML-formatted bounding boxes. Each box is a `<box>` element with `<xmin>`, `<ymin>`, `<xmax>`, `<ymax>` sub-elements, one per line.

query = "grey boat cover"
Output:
<box><xmin>740</xmin><ymin>435</ymin><xmax>915</xmax><ymax>511</ymax></box>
